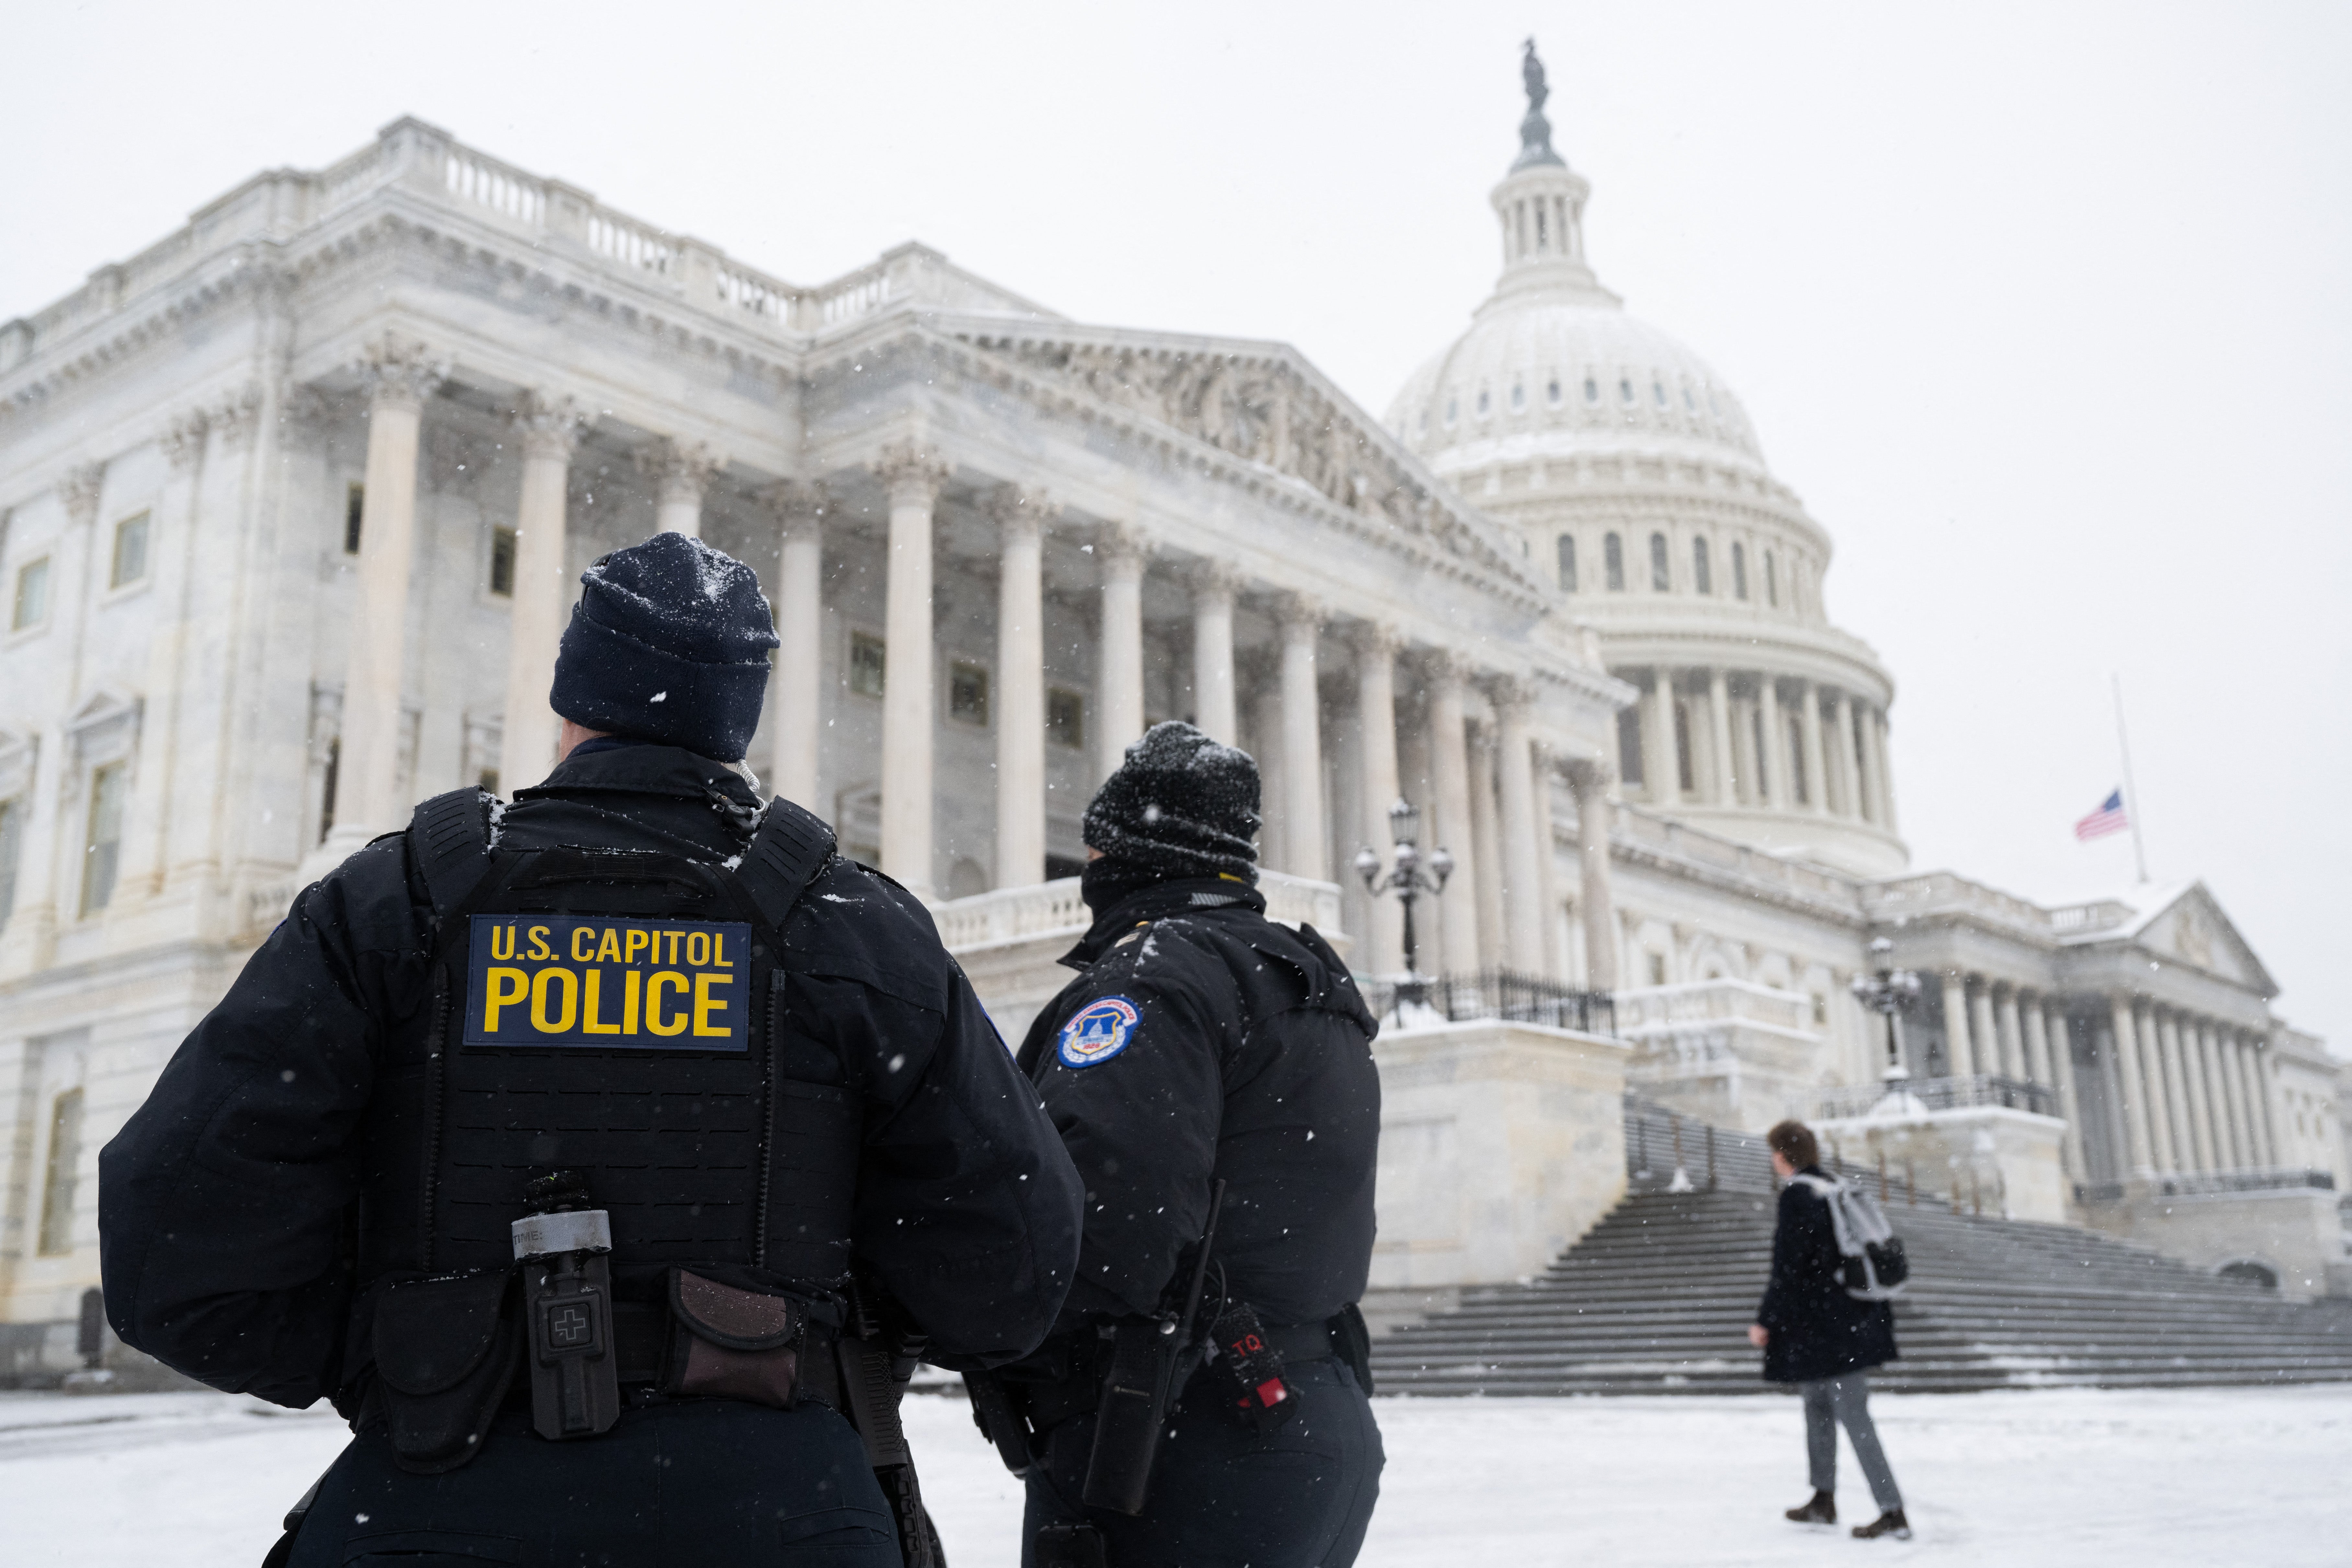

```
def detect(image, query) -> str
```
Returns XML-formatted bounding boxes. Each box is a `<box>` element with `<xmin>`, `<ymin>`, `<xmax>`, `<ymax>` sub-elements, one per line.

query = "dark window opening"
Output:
<box><xmin>80</xmin><ymin>762</ymin><xmax>127</xmax><ymax>915</ymax></box>
<box><xmin>344</xmin><ymin>483</ymin><xmax>365</xmax><ymax>555</ymax></box>
<box><xmin>950</xmin><ymin>660</ymin><xmax>990</xmax><ymax>726</ymax></box>
<box><xmin>850</xmin><ymin>632</ymin><xmax>887</xmax><ymax>698</ymax></box>
<box><xmin>1786</xmin><ymin>715</ymin><xmax>1808</xmax><ymax>805</ymax></box>
<box><xmin>489</xmin><ymin>527</ymin><xmax>517</xmax><ymax>596</ymax></box>
<box><xmin>1047</xmin><ymin>687</ymin><xmax>1085</xmax><ymax>750</ymax></box>
<box><xmin>110</xmin><ymin>512</ymin><xmax>151</xmax><ymax>589</ymax></box>
<box><xmin>319</xmin><ymin>738</ymin><xmax>341</xmax><ymax>843</ymax></box>
<box><xmin>1649</xmin><ymin>532</ymin><xmax>1670</xmax><ymax>592</ymax></box>
<box><xmin>1732</xmin><ymin>543</ymin><xmax>1748</xmax><ymax>600</ymax></box>
<box><xmin>1673</xmin><ymin>700</ymin><xmax>1694</xmax><ymax>793</ymax></box>
<box><xmin>1556</xmin><ymin>535</ymin><xmax>1577</xmax><ymax>592</ymax></box>
<box><xmin>1604</xmin><ymin>533</ymin><xmax>1625</xmax><ymax>592</ymax></box>
<box><xmin>1692</xmin><ymin>537</ymin><xmax>1712</xmax><ymax>595</ymax></box>
<box><xmin>1616</xmin><ymin>708</ymin><xmax>1644</xmax><ymax>787</ymax></box>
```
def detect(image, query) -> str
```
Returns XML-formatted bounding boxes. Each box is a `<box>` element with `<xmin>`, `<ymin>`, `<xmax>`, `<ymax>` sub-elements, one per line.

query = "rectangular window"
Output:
<box><xmin>39</xmin><ymin>1088</ymin><xmax>84</xmax><ymax>1256</ymax></box>
<box><xmin>1616</xmin><ymin>708</ymin><xmax>1644</xmax><ymax>787</ymax></box>
<box><xmin>1732</xmin><ymin>543</ymin><xmax>1748</xmax><ymax>601</ymax></box>
<box><xmin>1604</xmin><ymin>533</ymin><xmax>1624</xmax><ymax>592</ymax></box>
<box><xmin>489</xmin><ymin>526</ymin><xmax>517</xmax><ymax>597</ymax></box>
<box><xmin>81</xmin><ymin>761</ymin><xmax>128</xmax><ymax>915</ymax></box>
<box><xmin>319</xmin><ymin>737</ymin><xmax>340</xmax><ymax>844</ymax></box>
<box><xmin>1692</xmin><ymin>537</ymin><xmax>1712</xmax><ymax>595</ymax></box>
<box><xmin>12</xmin><ymin>556</ymin><xmax>50</xmax><ymax>630</ymax></box>
<box><xmin>110</xmin><ymin>511</ymin><xmax>151</xmax><ymax>589</ymax></box>
<box><xmin>949</xmin><ymin>660</ymin><xmax>990</xmax><ymax>726</ymax></box>
<box><xmin>344</xmin><ymin>483</ymin><xmax>366</xmax><ymax>555</ymax></box>
<box><xmin>1556</xmin><ymin>534</ymin><xmax>1577</xmax><ymax>592</ymax></box>
<box><xmin>1047</xmin><ymin>687</ymin><xmax>1085</xmax><ymax>750</ymax></box>
<box><xmin>1649</xmin><ymin>532</ymin><xmax>1671</xmax><ymax>592</ymax></box>
<box><xmin>1673</xmin><ymin>700</ymin><xmax>1695</xmax><ymax>794</ymax></box>
<box><xmin>477</xmin><ymin>767</ymin><xmax>499</xmax><ymax>796</ymax></box>
<box><xmin>0</xmin><ymin>796</ymin><xmax>20</xmax><ymax>926</ymax></box>
<box><xmin>1647</xmin><ymin>953</ymin><xmax>1668</xmax><ymax>987</ymax></box>
<box><xmin>1786</xmin><ymin>714</ymin><xmax>1808</xmax><ymax>805</ymax></box>
<box><xmin>849</xmin><ymin>632</ymin><xmax>887</xmax><ymax>698</ymax></box>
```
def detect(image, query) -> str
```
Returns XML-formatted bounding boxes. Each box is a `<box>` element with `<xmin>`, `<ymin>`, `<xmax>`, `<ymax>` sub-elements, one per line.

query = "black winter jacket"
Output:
<box><xmin>98</xmin><ymin>743</ymin><xmax>1084</xmax><ymax>1411</ymax></box>
<box><xmin>1014</xmin><ymin>876</ymin><xmax>1380</xmax><ymax>1335</ymax></box>
<box><xmin>1755</xmin><ymin>1166</ymin><xmax>1898</xmax><ymax>1384</ymax></box>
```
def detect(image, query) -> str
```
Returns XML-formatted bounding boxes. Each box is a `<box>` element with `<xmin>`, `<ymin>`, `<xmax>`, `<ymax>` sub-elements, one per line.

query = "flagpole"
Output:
<box><xmin>2111</xmin><ymin>673</ymin><xmax>2149</xmax><ymax>884</ymax></box>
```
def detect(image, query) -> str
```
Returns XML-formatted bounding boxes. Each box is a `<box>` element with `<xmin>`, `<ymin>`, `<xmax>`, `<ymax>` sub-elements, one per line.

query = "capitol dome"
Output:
<box><xmin>1393</xmin><ymin>45</ymin><xmax>1909</xmax><ymax>880</ymax></box>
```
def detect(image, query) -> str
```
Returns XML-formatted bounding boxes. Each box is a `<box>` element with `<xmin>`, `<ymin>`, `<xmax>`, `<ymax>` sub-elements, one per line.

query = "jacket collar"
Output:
<box><xmin>1059</xmin><ymin>875</ymin><xmax>1266</xmax><ymax>968</ymax></box>
<box><xmin>523</xmin><ymin>742</ymin><xmax>760</xmax><ymax>808</ymax></box>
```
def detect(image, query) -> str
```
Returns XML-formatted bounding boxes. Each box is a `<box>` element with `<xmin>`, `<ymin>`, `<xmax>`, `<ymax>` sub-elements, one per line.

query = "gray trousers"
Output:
<box><xmin>1800</xmin><ymin>1372</ymin><xmax>1903</xmax><ymax>1512</ymax></box>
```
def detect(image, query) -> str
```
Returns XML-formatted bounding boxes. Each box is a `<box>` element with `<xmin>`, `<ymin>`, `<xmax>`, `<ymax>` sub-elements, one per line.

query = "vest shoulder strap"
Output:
<box><xmin>407</xmin><ymin>787</ymin><xmax>496</xmax><ymax>922</ymax></box>
<box><xmin>733</xmin><ymin>795</ymin><xmax>838</xmax><ymax>933</ymax></box>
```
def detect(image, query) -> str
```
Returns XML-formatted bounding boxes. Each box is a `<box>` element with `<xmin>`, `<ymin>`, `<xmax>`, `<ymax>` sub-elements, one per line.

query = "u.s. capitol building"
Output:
<box><xmin>1</xmin><ymin>64</ymin><xmax>2343</xmax><ymax>1374</ymax></box>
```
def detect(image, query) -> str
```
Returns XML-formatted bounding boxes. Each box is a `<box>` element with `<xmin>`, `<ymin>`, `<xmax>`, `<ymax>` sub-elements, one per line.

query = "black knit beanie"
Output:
<box><xmin>1081</xmin><ymin>721</ymin><xmax>1260</xmax><ymax>883</ymax></box>
<box><xmin>548</xmin><ymin>533</ymin><xmax>779</xmax><ymax>762</ymax></box>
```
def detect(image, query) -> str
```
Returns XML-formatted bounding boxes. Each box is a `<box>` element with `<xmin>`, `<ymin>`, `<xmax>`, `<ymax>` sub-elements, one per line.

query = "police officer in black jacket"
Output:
<box><xmin>99</xmin><ymin>532</ymin><xmax>1084</xmax><ymax>1566</ymax></box>
<box><xmin>981</xmin><ymin>722</ymin><xmax>1385</xmax><ymax>1568</ymax></box>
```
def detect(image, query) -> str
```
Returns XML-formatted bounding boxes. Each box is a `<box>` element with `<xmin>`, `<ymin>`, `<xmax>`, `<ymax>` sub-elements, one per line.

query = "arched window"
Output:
<box><xmin>1510</xmin><ymin>383</ymin><xmax>1524</xmax><ymax>410</ymax></box>
<box><xmin>1732</xmin><ymin>543</ymin><xmax>1748</xmax><ymax>600</ymax></box>
<box><xmin>1477</xmin><ymin>389</ymin><xmax>1490</xmax><ymax>416</ymax></box>
<box><xmin>1649</xmin><ymin>532</ymin><xmax>1670</xmax><ymax>591</ymax></box>
<box><xmin>1616</xmin><ymin>708</ymin><xmax>1644</xmax><ymax>786</ymax></box>
<box><xmin>1547</xmin><ymin>378</ymin><xmax>1562</xmax><ymax>406</ymax></box>
<box><xmin>1692</xmin><ymin>537</ymin><xmax>1712</xmax><ymax>595</ymax></box>
<box><xmin>1556</xmin><ymin>534</ymin><xmax>1578</xmax><ymax>592</ymax></box>
<box><xmin>1764</xmin><ymin>550</ymin><xmax>1779</xmax><ymax>607</ymax></box>
<box><xmin>1619</xmin><ymin>377</ymin><xmax>1636</xmax><ymax>405</ymax></box>
<box><xmin>1584</xmin><ymin>377</ymin><xmax>1599</xmax><ymax>404</ymax></box>
<box><xmin>1604</xmin><ymin>532</ymin><xmax>1625</xmax><ymax>591</ymax></box>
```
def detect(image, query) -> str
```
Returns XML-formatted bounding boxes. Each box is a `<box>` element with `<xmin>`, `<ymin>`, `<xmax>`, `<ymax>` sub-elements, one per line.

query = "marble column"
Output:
<box><xmin>1569</xmin><ymin>761</ymin><xmax>1620</xmax><ymax>990</ymax></box>
<box><xmin>2162</xmin><ymin>1012</ymin><xmax>2208</xmax><ymax>1172</ymax></box>
<box><xmin>1798</xmin><ymin>682</ymin><xmax>1829</xmax><ymax>816</ymax></box>
<box><xmin>1971</xmin><ymin>982</ymin><xmax>2001</xmax><ymax>1082</ymax></box>
<box><xmin>122</xmin><ymin>416</ymin><xmax>209</xmax><ymax>900</ymax></box>
<box><xmin>640</xmin><ymin>439</ymin><xmax>720</xmax><ymax>538</ymax></box>
<box><xmin>1426</xmin><ymin>654</ymin><xmax>1482</xmax><ymax>977</ymax></box>
<box><xmin>1095</xmin><ymin>525</ymin><xmax>1148</xmax><ymax>782</ymax></box>
<box><xmin>767</xmin><ymin>481</ymin><xmax>828</xmax><ymax>812</ymax></box>
<box><xmin>1643</xmin><ymin>670</ymin><xmax>1679</xmax><ymax>806</ymax></box>
<box><xmin>1352</xmin><ymin>624</ymin><xmax>1404</xmax><ymax>976</ymax></box>
<box><xmin>498</xmin><ymin>392</ymin><xmax>584</xmax><ymax>796</ymax></box>
<box><xmin>1252</xmin><ymin>672</ymin><xmax>1287</xmax><ymax>872</ymax></box>
<box><xmin>2137</xmin><ymin>1004</ymin><xmax>2180</xmax><ymax>1174</ymax></box>
<box><xmin>2050</xmin><ymin>1007</ymin><xmax>2089</xmax><ymax>1177</ymax></box>
<box><xmin>1869</xmin><ymin>707</ymin><xmax>1899</xmax><ymax>831</ymax></box>
<box><xmin>1189</xmin><ymin>561</ymin><xmax>1241</xmax><ymax>746</ymax></box>
<box><xmin>1830</xmin><ymin>692</ymin><xmax>1861</xmax><ymax>819</ymax></box>
<box><xmin>1942</xmin><ymin>974</ymin><xmax>1976</xmax><ymax>1077</ymax></box>
<box><xmin>1531</xmin><ymin>745</ymin><xmax>1565</xmax><ymax>980</ymax></box>
<box><xmin>1757</xmin><ymin>678</ymin><xmax>1787</xmax><ymax>810</ymax></box>
<box><xmin>991</xmin><ymin>486</ymin><xmax>1048</xmax><ymax>888</ymax></box>
<box><xmin>1706</xmin><ymin>669</ymin><xmax>1737</xmax><ymax>806</ymax></box>
<box><xmin>2245</xmin><ymin>1036</ymin><xmax>2281</xmax><ymax>1167</ymax></box>
<box><xmin>325</xmin><ymin>340</ymin><xmax>444</xmax><ymax>859</ymax></box>
<box><xmin>2110</xmin><ymin>996</ymin><xmax>2157</xmax><ymax>1177</ymax></box>
<box><xmin>1853</xmin><ymin>703</ymin><xmax>1884</xmax><ymax>827</ymax></box>
<box><xmin>2211</xmin><ymin>1025</ymin><xmax>2250</xmax><ymax>1171</ymax></box>
<box><xmin>875</xmin><ymin>442</ymin><xmax>950</xmax><ymax>896</ymax></box>
<box><xmin>1467</xmin><ymin>725</ymin><xmax>1506</xmax><ymax>970</ymax></box>
<box><xmin>2022</xmin><ymin>996</ymin><xmax>2053</xmax><ymax>1088</ymax></box>
<box><xmin>1274</xmin><ymin>595</ymin><xmax>1326</xmax><ymax>880</ymax></box>
<box><xmin>2182</xmin><ymin>1020</ymin><xmax>2220</xmax><ymax>1171</ymax></box>
<box><xmin>1996</xmin><ymin>987</ymin><xmax>2025</xmax><ymax>1080</ymax></box>
<box><xmin>1492</xmin><ymin>680</ymin><xmax>1546</xmax><ymax>974</ymax></box>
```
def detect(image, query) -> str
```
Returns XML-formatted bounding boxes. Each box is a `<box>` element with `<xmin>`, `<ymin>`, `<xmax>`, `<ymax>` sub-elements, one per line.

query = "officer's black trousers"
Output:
<box><xmin>287</xmin><ymin>1399</ymin><xmax>901</xmax><ymax>1567</ymax></box>
<box><xmin>1022</xmin><ymin>1357</ymin><xmax>1384</xmax><ymax>1568</ymax></box>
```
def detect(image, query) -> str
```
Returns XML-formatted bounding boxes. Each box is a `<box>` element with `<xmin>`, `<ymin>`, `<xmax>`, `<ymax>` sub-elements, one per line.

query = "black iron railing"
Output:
<box><xmin>1358</xmin><ymin>970</ymin><xmax>1615</xmax><ymax>1036</ymax></box>
<box><xmin>1816</xmin><ymin>1073</ymin><xmax>2055</xmax><ymax>1121</ymax></box>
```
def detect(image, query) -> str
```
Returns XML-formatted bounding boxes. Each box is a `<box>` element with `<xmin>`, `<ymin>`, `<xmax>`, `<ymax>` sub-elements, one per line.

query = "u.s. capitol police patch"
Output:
<box><xmin>1058</xmin><ymin>995</ymin><xmax>1140</xmax><ymax>1070</ymax></box>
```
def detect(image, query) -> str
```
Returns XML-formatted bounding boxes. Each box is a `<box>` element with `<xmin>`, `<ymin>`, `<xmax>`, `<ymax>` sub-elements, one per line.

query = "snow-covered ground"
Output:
<box><xmin>4</xmin><ymin>1384</ymin><xmax>2346</xmax><ymax>1565</ymax></box>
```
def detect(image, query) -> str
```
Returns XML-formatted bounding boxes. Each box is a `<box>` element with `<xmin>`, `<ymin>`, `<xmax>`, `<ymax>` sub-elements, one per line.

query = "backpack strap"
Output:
<box><xmin>732</xmin><ymin>795</ymin><xmax>839</xmax><ymax>933</ymax></box>
<box><xmin>408</xmin><ymin>787</ymin><xmax>497</xmax><ymax>924</ymax></box>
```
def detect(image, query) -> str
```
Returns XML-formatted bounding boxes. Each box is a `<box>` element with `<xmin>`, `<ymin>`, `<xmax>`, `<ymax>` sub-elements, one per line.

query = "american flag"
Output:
<box><xmin>2075</xmin><ymin>789</ymin><xmax>2129</xmax><ymax>842</ymax></box>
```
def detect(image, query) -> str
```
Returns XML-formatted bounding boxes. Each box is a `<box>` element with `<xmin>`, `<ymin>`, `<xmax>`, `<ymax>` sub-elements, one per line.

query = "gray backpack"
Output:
<box><xmin>1793</xmin><ymin>1174</ymin><xmax>1910</xmax><ymax>1301</ymax></box>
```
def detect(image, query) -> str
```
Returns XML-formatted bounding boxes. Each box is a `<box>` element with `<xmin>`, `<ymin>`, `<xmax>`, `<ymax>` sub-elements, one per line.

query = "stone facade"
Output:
<box><xmin>0</xmin><ymin>102</ymin><xmax>2343</xmax><ymax>1371</ymax></box>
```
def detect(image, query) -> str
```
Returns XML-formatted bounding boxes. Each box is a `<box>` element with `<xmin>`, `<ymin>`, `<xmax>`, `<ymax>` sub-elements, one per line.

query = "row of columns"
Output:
<box><xmin>1936</xmin><ymin>974</ymin><xmax>2092</xmax><ymax>1175</ymax></box>
<box><xmin>1634</xmin><ymin>667</ymin><xmax>1894</xmax><ymax>830</ymax></box>
<box><xmin>2101</xmin><ymin>995</ymin><xmax>2281</xmax><ymax>1180</ymax></box>
<box><xmin>333</xmin><ymin>375</ymin><xmax>1619</xmax><ymax>987</ymax></box>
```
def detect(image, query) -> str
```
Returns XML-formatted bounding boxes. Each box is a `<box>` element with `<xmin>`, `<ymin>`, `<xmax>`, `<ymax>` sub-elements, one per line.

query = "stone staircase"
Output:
<box><xmin>1373</xmin><ymin>1102</ymin><xmax>2352</xmax><ymax>1396</ymax></box>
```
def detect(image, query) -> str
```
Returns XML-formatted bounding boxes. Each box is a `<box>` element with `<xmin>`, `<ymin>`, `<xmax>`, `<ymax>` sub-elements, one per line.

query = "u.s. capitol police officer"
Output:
<box><xmin>970</xmin><ymin>723</ymin><xmax>1385</xmax><ymax>1568</ymax></box>
<box><xmin>99</xmin><ymin>532</ymin><xmax>1084</xmax><ymax>1566</ymax></box>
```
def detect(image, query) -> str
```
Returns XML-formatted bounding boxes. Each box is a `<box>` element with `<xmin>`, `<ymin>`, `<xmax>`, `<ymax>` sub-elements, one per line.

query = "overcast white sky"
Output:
<box><xmin>7</xmin><ymin>1</ymin><xmax>2348</xmax><ymax>1052</ymax></box>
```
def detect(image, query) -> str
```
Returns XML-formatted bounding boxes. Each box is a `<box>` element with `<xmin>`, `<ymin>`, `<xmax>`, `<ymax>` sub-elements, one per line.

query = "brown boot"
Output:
<box><xmin>1853</xmin><ymin>1509</ymin><xmax>1911</xmax><ymax>1540</ymax></box>
<box><xmin>1784</xmin><ymin>1491</ymin><xmax>1836</xmax><ymax>1525</ymax></box>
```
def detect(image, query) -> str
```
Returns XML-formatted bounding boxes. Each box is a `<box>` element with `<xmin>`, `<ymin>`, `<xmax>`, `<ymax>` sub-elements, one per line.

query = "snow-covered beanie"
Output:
<box><xmin>549</xmin><ymin>533</ymin><xmax>779</xmax><ymax>762</ymax></box>
<box><xmin>1081</xmin><ymin>721</ymin><xmax>1261</xmax><ymax>882</ymax></box>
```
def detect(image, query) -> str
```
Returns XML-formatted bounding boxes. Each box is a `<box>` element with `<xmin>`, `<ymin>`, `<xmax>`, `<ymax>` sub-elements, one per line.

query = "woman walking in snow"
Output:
<box><xmin>1748</xmin><ymin>1119</ymin><xmax>1911</xmax><ymax>1541</ymax></box>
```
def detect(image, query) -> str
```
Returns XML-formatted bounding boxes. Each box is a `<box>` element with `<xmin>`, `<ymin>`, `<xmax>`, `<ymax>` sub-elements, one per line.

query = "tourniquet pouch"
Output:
<box><xmin>371</xmin><ymin>1268</ymin><xmax>521</xmax><ymax>1474</ymax></box>
<box><xmin>659</xmin><ymin>1265</ymin><xmax>804</xmax><ymax>1408</ymax></box>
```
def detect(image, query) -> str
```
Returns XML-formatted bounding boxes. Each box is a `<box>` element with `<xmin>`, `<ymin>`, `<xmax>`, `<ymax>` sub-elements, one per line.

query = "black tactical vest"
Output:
<box><xmin>355</xmin><ymin>786</ymin><xmax>857</xmax><ymax>1304</ymax></box>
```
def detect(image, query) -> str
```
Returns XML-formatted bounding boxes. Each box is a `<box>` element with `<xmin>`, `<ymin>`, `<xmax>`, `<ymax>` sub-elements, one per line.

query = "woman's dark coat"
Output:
<box><xmin>1755</xmin><ymin>1166</ymin><xmax>1899</xmax><ymax>1384</ymax></box>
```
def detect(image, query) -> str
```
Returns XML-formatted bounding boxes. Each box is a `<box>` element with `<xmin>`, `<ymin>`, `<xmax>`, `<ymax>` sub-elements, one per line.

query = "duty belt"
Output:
<box><xmin>1022</xmin><ymin>1315</ymin><xmax>1339</xmax><ymax>1435</ymax></box>
<box><xmin>493</xmin><ymin>1304</ymin><xmax>842</xmax><ymax>1410</ymax></box>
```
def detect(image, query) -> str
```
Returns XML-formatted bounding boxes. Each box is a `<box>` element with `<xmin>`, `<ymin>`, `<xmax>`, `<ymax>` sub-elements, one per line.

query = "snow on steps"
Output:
<box><xmin>1374</xmin><ymin>1137</ymin><xmax>2352</xmax><ymax>1398</ymax></box>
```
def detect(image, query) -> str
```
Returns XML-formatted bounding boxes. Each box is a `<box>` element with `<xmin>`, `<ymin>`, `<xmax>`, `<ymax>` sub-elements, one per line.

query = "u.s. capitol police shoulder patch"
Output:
<box><xmin>1057</xmin><ymin>995</ymin><xmax>1140</xmax><ymax>1070</ymax></box>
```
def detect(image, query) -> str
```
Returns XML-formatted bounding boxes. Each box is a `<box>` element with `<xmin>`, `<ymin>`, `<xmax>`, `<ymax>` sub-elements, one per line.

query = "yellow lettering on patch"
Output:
<box><xmin>646</xmin><ymin>971</ymin><xmax>688</xmax><ymax>1037</ymax></box>
<box><xmin>687</xmin><ymin>930</ymin><xmax>709</xmax><ymax>968</ymax></box>
<box><xmin>693</xmin><ymin>971</ymin><xmax>730</xmax><ymax>1036</ymax></box>
<box><xmin>581</xmin><ymin>969</ymin><xmax>623</xmax><ymax>1035</ymax></box>
<box><xmin>623</xmin><ymin>968</ymin><xmax>642</xmax><ymax>1035</ymax></box>
<box><xmin>596</xmin><ymin>928</ymin><xmax>621</xmax><ymax>964</ymax></box>
<box><xmin>483</xmin><ymin>967</ymin><xmax>528</xmax><ymax>1031</ymax></box>
<box><xmin>531</xmin><ymin>967</ymin><xmax>578</xmax><ymax>1034</ymax></box>
<box><xmin>527</xmin><ymin>926</ymin><xmax>552</xmax><ymax>960</ymax></box>
<box><xmin>571</xmin><ymin>926</ymin><xmax>596</xmax><ymax>963</ymax></box>
<box><xmin>491</xmin><ymin>924</ymin><xmax>517</xmax><ymax>961</ymax></box>
<box><xmin>625</xmin><ymin>929</ymin><xmax>650</xmax><ymax>964</ymax></box>
<box><xmin>711</xmin><ymin>931</ymin><xmax>731</xmax><ymax>970</ymax></box>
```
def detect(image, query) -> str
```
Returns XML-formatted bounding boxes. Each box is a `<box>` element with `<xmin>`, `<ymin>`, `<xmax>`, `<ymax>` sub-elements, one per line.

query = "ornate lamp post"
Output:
<box><xmin>1353</xmin><ymin>797</ymin><xmax>1454</xmax><ymax>1021</ymax></box>
<box><xmin>1849</xmin><ymin>936</ymin><xmax>1924</xmax><ymax>1082</ymax></box>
